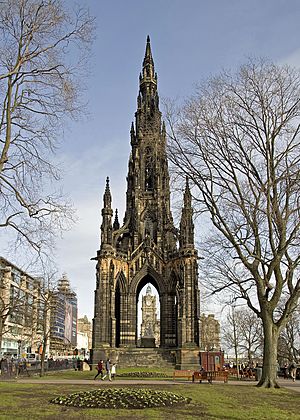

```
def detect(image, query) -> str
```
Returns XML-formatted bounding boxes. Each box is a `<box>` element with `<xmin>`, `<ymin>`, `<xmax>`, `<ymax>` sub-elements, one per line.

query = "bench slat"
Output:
<box><xmin>173</xmin><ymin>370</ymin><xmax>194</xmax><ymax>380</ymax></box>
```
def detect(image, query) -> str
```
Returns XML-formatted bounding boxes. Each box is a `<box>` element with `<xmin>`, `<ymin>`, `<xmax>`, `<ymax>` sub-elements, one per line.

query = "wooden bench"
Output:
<box><xmin>173</xmin><ymin>370</ymin><xmax>194</xmax><ymax>381</ymax></box>
<box><xmin>242</xmin><ymin>369</ymin><xmax>255</xmax><ymax>380</ymax></box>
<box><xmin>193</xmin><ymin>370</ymin><xmax>228</xmax><ymax>384</ymax></box>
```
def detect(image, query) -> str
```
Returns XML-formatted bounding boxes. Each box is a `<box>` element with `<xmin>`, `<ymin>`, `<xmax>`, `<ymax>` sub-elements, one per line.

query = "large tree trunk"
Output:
<box><xmin>257</xmin><ymin>316</ymin><xmax>280</xmax><ymax>388</ymax></box>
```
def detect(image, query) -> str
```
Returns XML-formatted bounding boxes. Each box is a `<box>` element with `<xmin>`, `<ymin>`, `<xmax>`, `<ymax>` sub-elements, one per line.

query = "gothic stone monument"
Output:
<box><xmin>91</xmin><ymin>37</ymin><xmax>201</xmax><ymax>368</ymax></box>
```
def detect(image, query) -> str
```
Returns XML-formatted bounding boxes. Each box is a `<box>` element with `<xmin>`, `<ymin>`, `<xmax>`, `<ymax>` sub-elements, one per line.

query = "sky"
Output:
<box><xmin>3</xmin><ymin>0</ymin><xmax>300</xmax><ymax>321</ymax></box>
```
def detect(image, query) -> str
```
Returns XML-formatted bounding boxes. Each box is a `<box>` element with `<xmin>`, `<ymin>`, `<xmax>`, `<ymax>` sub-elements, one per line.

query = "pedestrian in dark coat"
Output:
<box><xmin>94</xmin><ymin>360</ymin><xmax>104</xmax><ymax>380</ymax></box>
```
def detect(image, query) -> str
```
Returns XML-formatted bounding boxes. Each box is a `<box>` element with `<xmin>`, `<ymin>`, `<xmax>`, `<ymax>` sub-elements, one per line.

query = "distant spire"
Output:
<box><xmin>103</xmin><ymin>176</ymin><xmax>111</xmax><ymax>208</ymax></box>
<box><xmin>141</xmin><ymin>35</ymin><xmax>156</xmax><ymax>84</ymax></box>
<box><xmin>113</xmin><ymin>209</ymin><xmax>120</xmax><ymax>230</ymax></box>
<box><xmin>130</xmin><ymin>121</ymin><xmax>137</xmax><ymax>145</ymax></box>
<box><xmin>101</xmin><ymin>177</ymin><xmax>113</xmax><ymax>246</ymax></box>
<box><xmin>179</xmin><ymin>177</ymin><xmax>194</xmax><ymax>248</ymax></box>
<box><xmin>183</xmin><ymin>176</ymin><xmax>192</xmax><ymax>208</ymax></box>
<box><xmin>143</xmin><ymin>35</ymin><xmax>154</xmax><ymax>68</ymax></box>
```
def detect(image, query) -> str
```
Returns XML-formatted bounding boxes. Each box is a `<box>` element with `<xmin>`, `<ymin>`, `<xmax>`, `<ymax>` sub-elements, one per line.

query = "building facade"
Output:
<box><xmin>77</xmin><ymin>315</ymin><xmax>92</xmax><ymax>356</ymax></box>
<box><xmin>50</xmin><ymin>273</ymin><xmax>77</xmax><ymax>355</ymax></box>
<box><xmin>0</xmin><ymin>258</ymin><xmax>78</xmax><ymax>358</ymax></box>
<box><xmin>0</xmin><ymin>257</ymin><xmax>46</xmax><ymax>357</ymax></box>
<box><xmin>200</xmin><ymin>314</ymin><xmax>221</xmax><ymax>351</ymax></box>
<box><xmin>92</xmin><ymin>37</ymin><xmax>201</xmax><ymax>367</ymax></box>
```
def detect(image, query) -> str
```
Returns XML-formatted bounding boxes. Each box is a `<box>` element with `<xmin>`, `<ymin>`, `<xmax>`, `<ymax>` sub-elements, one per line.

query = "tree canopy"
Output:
<box><xmin>167</xmin><ymin>59</ymin><xmax>300</xmax><ymax>387</ymax></box>
<box><xmin>0</xmin><ymin>0</ymin><xmax>94</xmax><ymax>257</ymax></box>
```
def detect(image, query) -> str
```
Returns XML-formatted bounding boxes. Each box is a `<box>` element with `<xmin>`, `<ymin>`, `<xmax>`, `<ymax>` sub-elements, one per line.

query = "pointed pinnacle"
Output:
<box><xmin>143</xmin><ymin>35</ymin><xmax>154</xmax><ymax>66</ymax></box>
<box><xmin>103</xmin><ymin>176</ymin><xmax>112</xmax><ymax>208</ymax></box>
<box><xmin>105</xmin><ymin>176</ymin><xmax>110</xmax><ymax>191</ymax></box>
<box><xmin>113</xmin><ymin>208</ymin><xmax>120</xmax><ymax>230</ymax></box>
<box><xmin>184</xmin><ymin>176</ymin><xmax>192</xmax><ymax>205</ymax></box>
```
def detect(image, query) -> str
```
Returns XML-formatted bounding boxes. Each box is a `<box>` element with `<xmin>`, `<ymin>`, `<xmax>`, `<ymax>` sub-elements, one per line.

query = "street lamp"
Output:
<box><xmin>17</xmin><ymin>340</ymin><xmax>22</xmax><ymax>359</ymax></box>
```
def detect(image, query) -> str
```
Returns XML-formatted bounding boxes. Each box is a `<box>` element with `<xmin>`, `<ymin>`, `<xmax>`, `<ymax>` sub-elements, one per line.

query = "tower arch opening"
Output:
<box><xmin>136</xmin><ymin>277</ymin><xmax>160</xmax><ymax>348</ymax></box>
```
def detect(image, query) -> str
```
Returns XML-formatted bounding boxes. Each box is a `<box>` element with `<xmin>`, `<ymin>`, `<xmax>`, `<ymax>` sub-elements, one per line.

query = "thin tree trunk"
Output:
<box><xmin>40</xmin><ymin>347</ymin><xmax>45</xmax><ymax>377</ymax></box>
<box><xmin>257</xmin><ymin>316</ymin><xmax>280</xmax><ymax>388</ymax></box>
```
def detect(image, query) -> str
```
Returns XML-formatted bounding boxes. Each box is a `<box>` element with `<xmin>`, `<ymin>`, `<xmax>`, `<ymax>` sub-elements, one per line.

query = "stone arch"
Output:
<box><xmin>129</xmin><ymin>264</ymin><xmax>166</xmax><ymax>296</ymax></box>
<box><xmin>115</xmin><ymin>270</ymin><xmax>127</xmax><ymax>293</ymax></box>
<box><xmin>114</xmin><ymin>271</ymin><xmax>127</xmax><ymax>347</ymax></box>
<box><xmin>126</xmin><ymin>265</ymin><xmax>178</xmax><ymax>348</ymax></box>
<box><xmin>134</xmin><ymin>272</ymin><xmax>161</xmax><ymax>348</ymax></box>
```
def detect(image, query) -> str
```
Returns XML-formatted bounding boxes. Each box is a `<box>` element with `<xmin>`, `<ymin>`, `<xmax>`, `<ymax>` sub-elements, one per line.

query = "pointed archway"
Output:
<box><xmin>136</xmin><ymin>276</ymin><xmax>160</xmax><ymax>347</ymax></box>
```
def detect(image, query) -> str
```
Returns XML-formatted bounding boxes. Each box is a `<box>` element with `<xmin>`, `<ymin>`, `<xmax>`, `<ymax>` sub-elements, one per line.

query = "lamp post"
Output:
<box><xmin>17</xmin><ymin>339</ymin><xmax>22</xmax><ymax>359</ymax></box>
<box><xmin>16</xmin><ymin>339</ymin><xmax>22</xmax><ymax>378</ymax></box>
<box><xmin>207</xmin><ymin>347</ymin><xmax>209</xmax><ymax>371</ymax></box>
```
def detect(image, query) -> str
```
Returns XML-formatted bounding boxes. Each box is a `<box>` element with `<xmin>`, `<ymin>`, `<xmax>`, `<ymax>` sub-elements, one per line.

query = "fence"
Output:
<box><xmin>0</xmin><ymin>357</ymin><xmax>76</xmax><ymax>379</ymax></box>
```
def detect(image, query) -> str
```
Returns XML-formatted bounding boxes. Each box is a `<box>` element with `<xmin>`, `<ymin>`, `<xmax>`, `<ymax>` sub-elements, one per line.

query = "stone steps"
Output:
<box><xmin>108</xmin><ymin>348</ymin><xmax>176</xmax><ymax>368</ymax></box>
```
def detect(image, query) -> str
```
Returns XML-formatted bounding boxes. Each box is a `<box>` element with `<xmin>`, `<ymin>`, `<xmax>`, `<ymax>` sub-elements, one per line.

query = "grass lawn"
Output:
<box><xmin>30</xmin><ymin>366</ymin><xmax>174</xmax><ymax>380</ymax></box>
<box><xmin>0</xmin><ymin>371</ymin><xmax>299</xmax><ymax>420</ymax></box>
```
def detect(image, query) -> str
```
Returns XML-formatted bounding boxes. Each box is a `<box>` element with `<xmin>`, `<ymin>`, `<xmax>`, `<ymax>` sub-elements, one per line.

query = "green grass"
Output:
<box><xmin>28</xmin><ymin>366</ymin><xmax>174</xmax><ymax>380</ymax></box>
<box><xmin>0</xmin><ymin>371</ymin><xmax>299</xmax><ymax>419</ymax></box>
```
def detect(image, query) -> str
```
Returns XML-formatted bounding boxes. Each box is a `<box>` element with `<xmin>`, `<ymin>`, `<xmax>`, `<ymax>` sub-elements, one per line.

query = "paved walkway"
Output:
<box><xmin>14</xmin><ymin>377</ymin><xmax>300</xmax><ymax>393</ymax></box>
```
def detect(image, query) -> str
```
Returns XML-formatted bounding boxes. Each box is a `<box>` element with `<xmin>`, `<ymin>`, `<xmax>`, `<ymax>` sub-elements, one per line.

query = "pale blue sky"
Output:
<box><xmin>56</xmin><ymin>0</ymin><xmax>300</xmax><ymax>320</ymax></box>
<box><xmin>4</xmin><ymin>0</ymin><xmax>300</xmax><ymax>320</ymax></box>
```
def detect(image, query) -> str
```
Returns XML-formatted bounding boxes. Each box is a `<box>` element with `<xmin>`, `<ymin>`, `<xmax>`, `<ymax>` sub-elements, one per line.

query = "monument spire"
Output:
<box><xmin>179</xmin><ymin>177</ymin><xmax>195</xmax><ymax>248</ymax></box>
<box><xmin>92</xmin><ymin>38</ymin><xmax>200</xmax><ymax>362</ymax></box>
<box><xmin>139</xmin><ymin>35</ymin><xmax>157</xmax><ymax>93</ymax></box>
<box><xmin>100</xmin><ymin>177</ymin><xmax>113</xmax><ymax>247</ymax></box>
<box><xmin>143</xmin><ymin>35</ymin><xmax>154</xmax><ymax>68</ymax></box>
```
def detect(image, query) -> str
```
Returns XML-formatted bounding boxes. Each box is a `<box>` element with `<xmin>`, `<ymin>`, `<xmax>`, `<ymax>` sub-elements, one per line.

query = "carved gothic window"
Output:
<box><xmin>145</xmin><ymin>147</ymin><xmax>154</xmax><ymax>190</ymax></box>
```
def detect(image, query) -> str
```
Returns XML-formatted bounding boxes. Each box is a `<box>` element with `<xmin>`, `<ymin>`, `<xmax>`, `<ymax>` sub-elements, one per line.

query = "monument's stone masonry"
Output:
<box><xmin>92</xmin><ymin>37</ymin><xmax>201</xmax><ymax>368</ymax></box>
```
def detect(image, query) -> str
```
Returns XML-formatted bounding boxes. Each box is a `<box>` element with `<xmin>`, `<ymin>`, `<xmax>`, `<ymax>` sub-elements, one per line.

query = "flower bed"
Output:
<box><xmin>50</xmin><ymin>388</ymin><xmax>191</xmax><ymax>409</ymax></box>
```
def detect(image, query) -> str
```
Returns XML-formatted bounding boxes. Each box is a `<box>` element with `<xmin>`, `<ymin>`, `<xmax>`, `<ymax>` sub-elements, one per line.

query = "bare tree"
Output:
<box><xmin>35</xmin><ymin>273</ymin><xmax>58</xmax><ymax>376</ymax></box>
<box><xmin>166</xmin><ymin>59</ymin><xmax>300</xmax><ymax>388</ymax></box>
<box><xmin>277</xmin><ymin>307</ymin><xmax>300</xmax><ymax>365</ymax></box>
<box><xmin>223</xmin><ymin>307</ymin><xmax>263</xmax><ymax>365</ymax></box>
<box><xmin>0</xmin><ymin>0</ymin><xmax>94</xmax><ymax>255</ymax></box>
<box><xmin>222</xmin><ymin>306</ymin><xmax>240</xmax><ymax>377</ymax></box>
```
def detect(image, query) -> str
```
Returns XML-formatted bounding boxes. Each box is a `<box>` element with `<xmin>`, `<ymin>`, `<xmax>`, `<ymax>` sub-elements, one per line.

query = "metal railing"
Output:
<box><xmin>0</xmin><ymin>358</ymin><xmax>76</xmax><ymax>378</ymax></box>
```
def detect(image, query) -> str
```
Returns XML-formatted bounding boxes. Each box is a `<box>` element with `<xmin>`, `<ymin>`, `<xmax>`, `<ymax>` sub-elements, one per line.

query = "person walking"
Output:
<box><xmin>94</xmin><ymin>360</ymin><xmax>104</xmax><ymax>380</ymax></box>
<box><xmin>111</xmin><ymin>363</ymin><xmax>117</xmax><ymax>380</ymax></box>
<box><xmin>289</xmin><ymin>361</ymin><xmax>297</xmax><ymax>382</ymax></box>
<box><xmin>283</xmin><ymin>363</ymin><xmax>289</xmax><ymax>379</ymax></box>
<box><xmin>102</xmin><ymin>358</ymin><xmax>112</xmax><ymax>381</ymax></box>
